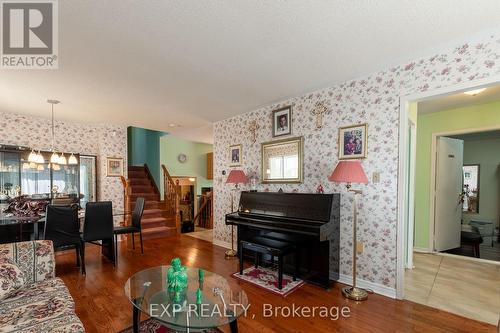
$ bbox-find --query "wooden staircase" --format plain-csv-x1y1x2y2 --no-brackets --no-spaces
121,165,178,239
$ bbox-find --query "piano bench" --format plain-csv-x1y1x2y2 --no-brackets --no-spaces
239,236,298,290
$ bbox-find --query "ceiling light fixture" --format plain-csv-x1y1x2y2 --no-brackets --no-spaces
50,152,59,164
168,123,179,127
68,153,78,165
58,152,67,165
35,150,44,164
47,99,61,164
28,149,37,163
463,88,486,96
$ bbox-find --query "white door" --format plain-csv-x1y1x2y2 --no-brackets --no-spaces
434,137,464,252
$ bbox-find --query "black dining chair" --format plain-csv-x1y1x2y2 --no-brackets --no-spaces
81,201,115,274
44,204,84,274
113,197,145,262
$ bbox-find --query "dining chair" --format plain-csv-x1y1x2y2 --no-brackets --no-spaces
113,197,145,263
81,201,115,274
44,204,84,274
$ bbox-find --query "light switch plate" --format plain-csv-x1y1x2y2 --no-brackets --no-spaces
372,172,380,183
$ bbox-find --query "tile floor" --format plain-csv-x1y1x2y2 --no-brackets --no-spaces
184,227,213,242
405,252,500,325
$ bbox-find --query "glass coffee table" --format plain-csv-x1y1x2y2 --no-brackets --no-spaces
124,266,248,333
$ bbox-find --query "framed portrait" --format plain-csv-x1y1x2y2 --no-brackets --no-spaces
338,124,367,159
106,157,124,177
229,144,242,166
272,106,292,137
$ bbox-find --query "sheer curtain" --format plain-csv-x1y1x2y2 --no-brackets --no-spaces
21,165,51,195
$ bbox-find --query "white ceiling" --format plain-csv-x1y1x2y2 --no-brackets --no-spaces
2,1,500,144
418,85,500,114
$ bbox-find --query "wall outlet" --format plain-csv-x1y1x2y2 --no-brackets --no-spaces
356,241,364,254
372,171,380,183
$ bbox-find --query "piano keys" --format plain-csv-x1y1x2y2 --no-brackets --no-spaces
226,191,340,288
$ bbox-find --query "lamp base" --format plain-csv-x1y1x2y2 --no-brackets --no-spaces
224,249,238,259
341,286,368,301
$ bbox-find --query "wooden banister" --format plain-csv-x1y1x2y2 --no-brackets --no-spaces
162,164,181,233
120,176,132,226
193,192,213,229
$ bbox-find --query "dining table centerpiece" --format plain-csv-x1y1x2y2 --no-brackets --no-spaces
2,195,49,217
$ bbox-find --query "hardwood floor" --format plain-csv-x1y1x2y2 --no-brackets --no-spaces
55,235,497,333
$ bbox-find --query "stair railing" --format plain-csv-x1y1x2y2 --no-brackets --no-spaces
161,164,181,233
120,176,132,226
193,192,213,229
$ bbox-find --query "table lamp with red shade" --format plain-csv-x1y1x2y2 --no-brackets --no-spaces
225,169,248,259
329,160,369,301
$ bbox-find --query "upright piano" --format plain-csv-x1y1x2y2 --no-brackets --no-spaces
226,191,340,288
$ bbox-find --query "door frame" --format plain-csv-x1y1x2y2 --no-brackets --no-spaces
405,119,417,269
396,75,500,299
171,176,198,217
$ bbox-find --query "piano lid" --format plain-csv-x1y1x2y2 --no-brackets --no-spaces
238,191,334,222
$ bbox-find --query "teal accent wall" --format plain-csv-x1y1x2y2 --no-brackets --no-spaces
414,101,500,249
160,136,213,196
462,138,500,227
127,127,166,187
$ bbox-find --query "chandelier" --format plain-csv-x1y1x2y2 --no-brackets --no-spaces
27,100,78,167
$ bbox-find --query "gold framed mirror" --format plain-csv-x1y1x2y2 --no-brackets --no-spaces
261,136,304,183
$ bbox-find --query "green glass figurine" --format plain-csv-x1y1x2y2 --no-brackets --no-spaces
195,288,202,305
167,257,188,294
198,268,204,282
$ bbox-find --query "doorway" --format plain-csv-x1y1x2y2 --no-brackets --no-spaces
397,78,500,325
172,176,196,224
431,130,500,261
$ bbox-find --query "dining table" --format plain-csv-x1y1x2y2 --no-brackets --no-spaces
0,208,130,263
0,209,129,239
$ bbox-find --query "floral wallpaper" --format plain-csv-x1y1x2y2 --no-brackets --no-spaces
213,33,500,289
0,112,127,215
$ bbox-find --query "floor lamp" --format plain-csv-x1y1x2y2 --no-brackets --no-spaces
329,160,369,301
225,169,248,259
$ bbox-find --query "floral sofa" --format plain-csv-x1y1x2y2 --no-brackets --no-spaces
0,240,84,332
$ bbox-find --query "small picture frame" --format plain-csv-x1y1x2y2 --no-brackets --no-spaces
272,106,292,137
229,145,242,167
106,157,124,177
338,124,368,159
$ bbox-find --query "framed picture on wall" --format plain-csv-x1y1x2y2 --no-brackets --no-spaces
106,157,124,177
338,124,368,159
229,144,242,167
272,106,292,137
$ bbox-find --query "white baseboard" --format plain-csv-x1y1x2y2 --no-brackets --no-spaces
213,239,231,249
413,247,432,253
336,273,396,299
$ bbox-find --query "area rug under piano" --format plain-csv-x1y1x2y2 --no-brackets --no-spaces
233,266,305,297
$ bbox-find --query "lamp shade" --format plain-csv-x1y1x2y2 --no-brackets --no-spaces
226,170,248,184
328,161,368,184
